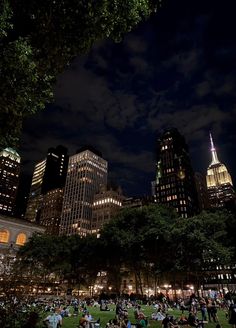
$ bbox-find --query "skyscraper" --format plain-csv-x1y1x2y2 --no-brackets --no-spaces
25,159,46,222
206,134,235,208
0,148,21,216
154,128,199,218
40,188,63,235
25,146,68,222
194,172,209,211
60,148,107,236
91,185,123,235
42,145,68,194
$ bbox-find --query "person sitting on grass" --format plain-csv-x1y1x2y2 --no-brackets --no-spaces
168,317,180,328
134,305,142,320
162,314,170,328
124,318,131,328
43,308,62,328
85,312,93,321
151,308,165,321
74,304,79,316
79,313,88,328
22,311,39,328
187,311,198,327
109,318,120,328
137,313,147,328
178,314,188,326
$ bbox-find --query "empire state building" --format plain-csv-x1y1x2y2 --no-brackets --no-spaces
206,134,235,207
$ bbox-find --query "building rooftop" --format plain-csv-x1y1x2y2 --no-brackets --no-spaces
0,215,44,230
0,147,21,162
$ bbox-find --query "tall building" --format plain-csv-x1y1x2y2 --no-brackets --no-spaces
40,188,63,235
60,148,108,236
154,128,199,218
42,145,68,194
206,134,235,208
25,146,68,222
91,185,123,235
25,159,46,222
195,172,209,211
0,148,21,216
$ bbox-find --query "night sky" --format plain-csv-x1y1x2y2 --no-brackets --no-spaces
19,0,236,199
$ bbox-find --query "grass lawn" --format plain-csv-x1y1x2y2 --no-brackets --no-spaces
42,305,231,328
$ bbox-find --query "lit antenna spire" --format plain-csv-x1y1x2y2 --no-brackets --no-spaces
210,133,219,165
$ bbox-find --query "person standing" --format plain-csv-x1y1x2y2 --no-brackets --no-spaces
207,299,212,322
229,302,236,328
211,301,218,323
199,298,207,321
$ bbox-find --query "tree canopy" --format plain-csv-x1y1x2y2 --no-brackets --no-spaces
0,0,158,148
12,205,235,296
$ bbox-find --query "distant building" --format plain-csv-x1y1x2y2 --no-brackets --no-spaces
195,172,209,211
91,185,123,234
0,148,21,216
25,146,68,222
40,188,63,235
206,134,235,208
60,148,107,236
154,128,199,218
122,196,154,209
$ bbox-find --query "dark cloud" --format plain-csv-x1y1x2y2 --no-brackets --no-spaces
20,0,236,196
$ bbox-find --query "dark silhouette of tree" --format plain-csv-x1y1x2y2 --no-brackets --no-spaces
0,0,159,147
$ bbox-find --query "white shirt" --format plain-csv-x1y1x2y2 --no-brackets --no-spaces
45,313,62,328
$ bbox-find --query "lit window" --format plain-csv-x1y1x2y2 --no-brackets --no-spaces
16,233,27,246
0,230,10,243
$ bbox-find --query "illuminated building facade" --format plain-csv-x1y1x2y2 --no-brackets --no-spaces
0,148,21,216
91,185,123,234
154,129,199,218
25,146,68,222
40,188,63,235
0,214,45,255
60,148,107,236
0,214,45,278
206,134,235,208
25,159,46,222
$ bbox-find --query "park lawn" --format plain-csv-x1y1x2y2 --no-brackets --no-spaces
46,305,231,328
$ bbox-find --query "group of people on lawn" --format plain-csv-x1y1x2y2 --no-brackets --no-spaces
42,297,236,328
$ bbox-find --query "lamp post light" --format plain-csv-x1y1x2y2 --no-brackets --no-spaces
164,284,169,297
128,285,133,295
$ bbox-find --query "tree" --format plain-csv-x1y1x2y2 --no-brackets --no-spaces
99,204,178,295
0,0,159,148
17,233,103,292
0,245,41,328
170,210,234,290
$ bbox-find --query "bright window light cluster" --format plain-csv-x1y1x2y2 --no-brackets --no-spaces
93,198,122,206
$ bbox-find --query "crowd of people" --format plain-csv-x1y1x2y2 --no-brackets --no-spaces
148,295,236,328
1,293,236,328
